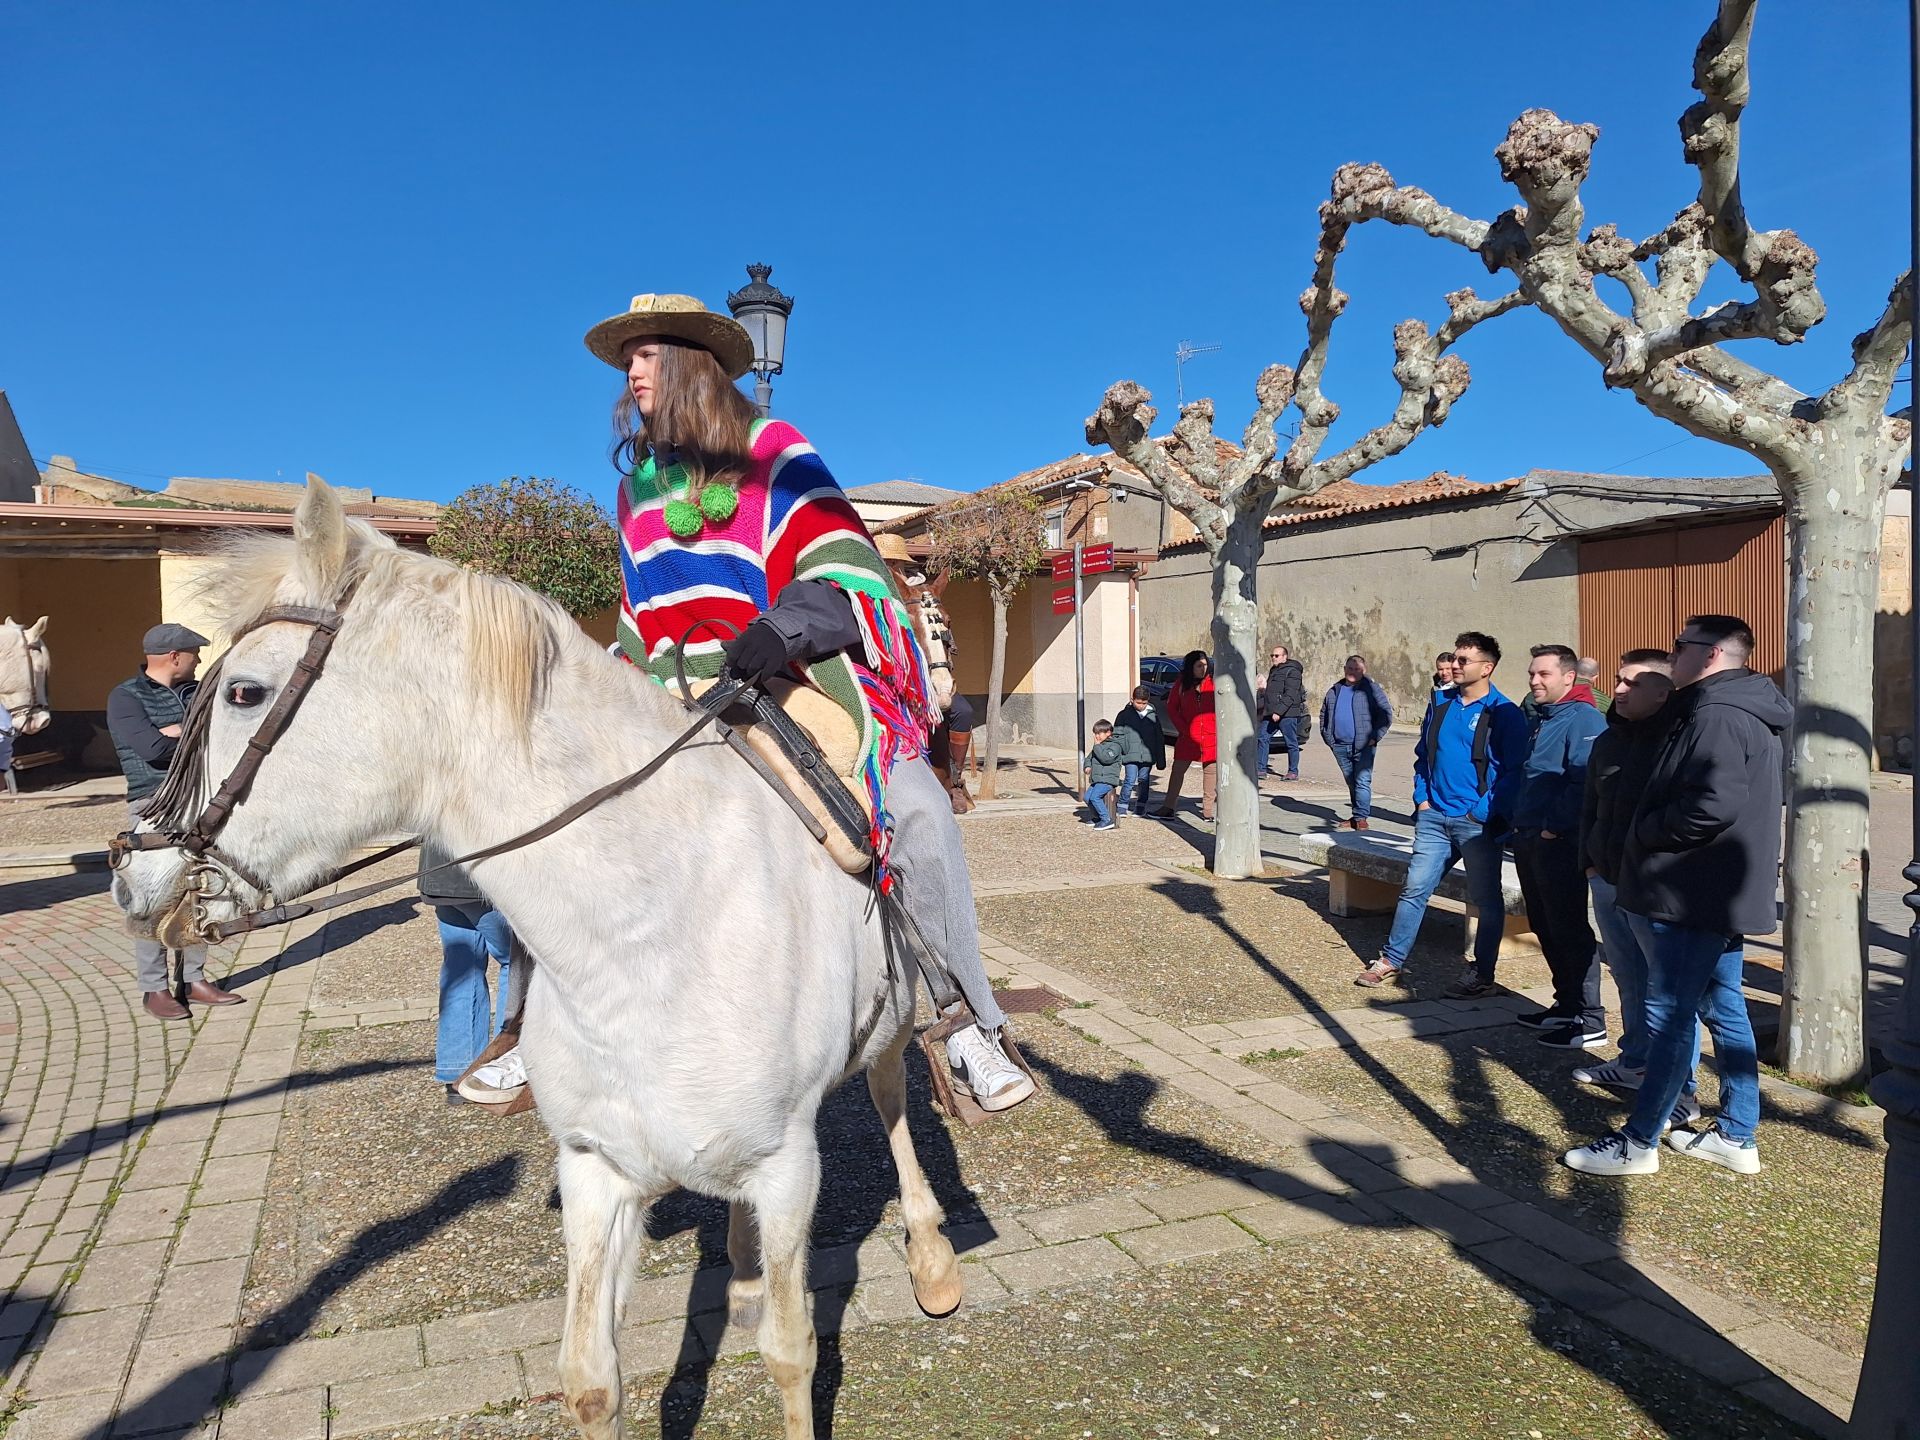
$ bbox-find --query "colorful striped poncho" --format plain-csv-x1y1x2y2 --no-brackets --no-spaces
615,418,938,879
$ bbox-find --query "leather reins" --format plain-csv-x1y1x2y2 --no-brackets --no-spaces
108,592,746,946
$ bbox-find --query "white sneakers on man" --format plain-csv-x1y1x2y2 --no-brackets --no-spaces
946,1024,1036,1112
456,1046,528,1104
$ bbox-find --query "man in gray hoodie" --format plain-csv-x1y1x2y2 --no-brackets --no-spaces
1565,614,1790,1178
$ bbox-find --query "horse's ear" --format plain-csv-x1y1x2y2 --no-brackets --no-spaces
24,616,48,642
294,475,350,600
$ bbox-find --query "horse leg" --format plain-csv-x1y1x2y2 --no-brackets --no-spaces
868,1040,962,1317
747,1132,822,1440
557,1141,645,1440
726,1200,764,1329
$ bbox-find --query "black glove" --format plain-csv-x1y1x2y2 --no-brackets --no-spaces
722,618,792,686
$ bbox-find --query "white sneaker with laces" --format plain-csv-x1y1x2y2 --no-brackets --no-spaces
1665,1121,1761,1174
1562,1130,1658,1175
945,1025,1035,1112
457,1046,528,1104
1571,1060,1645,1091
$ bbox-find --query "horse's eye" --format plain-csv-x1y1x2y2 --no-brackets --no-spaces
227,682,269,708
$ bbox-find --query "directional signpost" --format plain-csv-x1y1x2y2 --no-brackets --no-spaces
1055,542,1116,787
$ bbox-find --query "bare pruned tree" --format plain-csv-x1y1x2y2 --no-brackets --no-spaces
1086,208,1522,877
1319,0,1911,1085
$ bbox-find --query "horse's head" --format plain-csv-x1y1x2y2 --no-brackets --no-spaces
113,477,474,938
0,616,52,735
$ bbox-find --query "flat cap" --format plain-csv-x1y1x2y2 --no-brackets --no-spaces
142,622,210,654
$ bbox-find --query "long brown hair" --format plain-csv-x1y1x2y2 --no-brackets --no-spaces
610,338,758,504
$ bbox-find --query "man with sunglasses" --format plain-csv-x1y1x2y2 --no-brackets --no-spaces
1357,631,1527,994
1565,614,1788,1177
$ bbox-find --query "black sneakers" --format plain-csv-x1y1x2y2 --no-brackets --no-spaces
1515,1005,1578,1030
1538,1023,1609,1051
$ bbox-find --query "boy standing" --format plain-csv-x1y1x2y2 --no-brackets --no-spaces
1112,686,1167,816
1084,720,1123,831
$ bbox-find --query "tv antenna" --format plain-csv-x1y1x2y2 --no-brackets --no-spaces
1174,341,1221,408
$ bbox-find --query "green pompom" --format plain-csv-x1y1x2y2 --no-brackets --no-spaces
699,482,739,525
664,498,703,538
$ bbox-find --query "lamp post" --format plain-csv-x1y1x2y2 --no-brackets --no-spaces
726,263,794,417
1850,5,1919,1433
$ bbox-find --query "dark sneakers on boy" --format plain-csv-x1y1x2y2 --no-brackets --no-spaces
1444,972,1499,1000
1538,1023,1609,1050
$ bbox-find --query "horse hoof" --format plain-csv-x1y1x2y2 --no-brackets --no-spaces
909,1264,964,1318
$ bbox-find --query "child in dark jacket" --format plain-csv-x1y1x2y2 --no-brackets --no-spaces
1112,686,1167,815
1084,721,1124,831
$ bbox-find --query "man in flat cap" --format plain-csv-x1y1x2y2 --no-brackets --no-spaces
107,622,243,1019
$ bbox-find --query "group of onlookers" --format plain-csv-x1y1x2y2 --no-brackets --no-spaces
1349,619,1785,1178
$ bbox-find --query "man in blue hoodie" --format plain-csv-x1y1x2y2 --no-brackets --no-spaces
1566,614,1790,1178
1357,631,1529,995
1509,645,1610,1049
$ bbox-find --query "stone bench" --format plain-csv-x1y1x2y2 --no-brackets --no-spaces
1295,829,1539,961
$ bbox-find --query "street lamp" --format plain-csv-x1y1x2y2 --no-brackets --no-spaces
726,263,794,417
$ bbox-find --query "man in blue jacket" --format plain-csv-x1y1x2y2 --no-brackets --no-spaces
1358,631,1529,995
1509,645,1610,1048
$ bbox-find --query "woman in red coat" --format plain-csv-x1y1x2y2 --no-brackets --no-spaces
1154,650,1217,821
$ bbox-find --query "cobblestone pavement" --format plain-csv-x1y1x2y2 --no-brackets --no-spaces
0,834,1876,1439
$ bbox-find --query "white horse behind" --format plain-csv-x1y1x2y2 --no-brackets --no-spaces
0,615,52,736
111,480,963,1439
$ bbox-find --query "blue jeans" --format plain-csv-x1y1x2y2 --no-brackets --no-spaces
1084,782,1116,825
1121,763,1153,814
1259,718,1301,776
1381,808,1506,979
1622,916,1758,1146
1588,875,1700,1076
1326,742,1376,821
435,904,513,1083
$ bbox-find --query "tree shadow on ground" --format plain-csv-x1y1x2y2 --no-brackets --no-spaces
1027,1045,1822,1440
0,1060,420,1195
82,1156,521,1440
651,1039,980,1439
214,898,418,994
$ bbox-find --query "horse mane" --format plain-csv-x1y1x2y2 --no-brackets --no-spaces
195,521,580,738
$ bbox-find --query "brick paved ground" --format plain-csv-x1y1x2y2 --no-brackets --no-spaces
0,812,1879,1439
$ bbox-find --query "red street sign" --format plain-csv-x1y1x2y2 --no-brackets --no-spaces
1052,585,1075,615
1081,543,1114,575
1051,552,1073,580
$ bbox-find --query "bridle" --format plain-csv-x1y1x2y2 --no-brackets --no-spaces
914,589,955,676
108,589,744,948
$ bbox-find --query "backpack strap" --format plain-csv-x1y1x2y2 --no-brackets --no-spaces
1470,706,1496,797
1421,698,1452,780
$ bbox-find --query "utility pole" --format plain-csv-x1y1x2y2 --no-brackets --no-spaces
1073,540,1086,791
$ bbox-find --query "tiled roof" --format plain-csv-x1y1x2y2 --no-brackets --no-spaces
846,479,969,506
1159,471,1521,553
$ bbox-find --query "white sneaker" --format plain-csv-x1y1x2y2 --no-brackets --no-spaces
1662,1093,1704,1134
1562,1130,1658,1176
456,1046,528,1104
945,1025,1035,1112
1571,1060,1645,1091
1665,1121,1761,1174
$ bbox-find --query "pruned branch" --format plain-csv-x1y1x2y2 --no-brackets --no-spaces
1819,272,1915,421
1084,382,1227,550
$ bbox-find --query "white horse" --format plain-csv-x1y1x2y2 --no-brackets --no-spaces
111,480,963,1439
0,615,52,736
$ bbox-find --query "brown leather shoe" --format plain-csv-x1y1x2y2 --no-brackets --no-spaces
187,979,245,1006
143,991,190,1020
1353,817,1370,831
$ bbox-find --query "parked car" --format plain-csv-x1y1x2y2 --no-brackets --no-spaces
1139,655,1186,739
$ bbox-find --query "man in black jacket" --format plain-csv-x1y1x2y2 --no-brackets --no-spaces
1566,615,1789,1178
1258,645,1308,781
107,623,243,1020
1570,649,1691,1095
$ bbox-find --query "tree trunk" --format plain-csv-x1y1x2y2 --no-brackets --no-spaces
1209,514,1265,878
1777,441,1885,1087
980,586,1009,801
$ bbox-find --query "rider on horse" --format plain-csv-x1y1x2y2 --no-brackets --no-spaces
584,291,1033,1113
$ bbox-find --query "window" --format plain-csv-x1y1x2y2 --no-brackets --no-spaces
1042,508,1065,549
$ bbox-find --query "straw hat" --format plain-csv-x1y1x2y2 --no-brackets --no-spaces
584,293,755,379
874,534,913,564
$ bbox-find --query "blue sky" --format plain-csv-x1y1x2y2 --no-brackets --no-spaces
1,3,1907,506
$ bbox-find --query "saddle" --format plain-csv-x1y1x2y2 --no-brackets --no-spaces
688,677,874,875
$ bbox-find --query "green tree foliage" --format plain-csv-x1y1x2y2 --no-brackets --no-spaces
430,477,621,618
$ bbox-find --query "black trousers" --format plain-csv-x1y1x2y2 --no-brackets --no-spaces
1513,833,1603,1030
